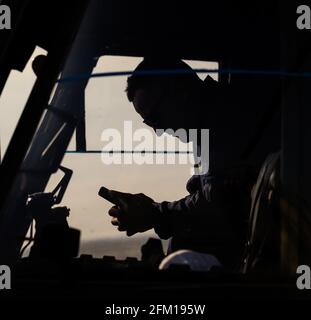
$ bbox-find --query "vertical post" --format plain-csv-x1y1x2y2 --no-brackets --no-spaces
76,93,87,152
280,1,311,273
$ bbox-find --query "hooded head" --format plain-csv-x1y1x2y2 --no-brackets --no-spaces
126,57,209,134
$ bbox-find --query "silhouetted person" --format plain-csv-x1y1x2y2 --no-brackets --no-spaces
100,58,280,270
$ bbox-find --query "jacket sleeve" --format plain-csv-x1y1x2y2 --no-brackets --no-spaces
151,175,251,240
152,183,212,239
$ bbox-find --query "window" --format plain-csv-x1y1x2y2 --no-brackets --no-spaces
45,56,219,258
0,47,47,159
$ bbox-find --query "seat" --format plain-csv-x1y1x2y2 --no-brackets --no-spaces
242,152,281,273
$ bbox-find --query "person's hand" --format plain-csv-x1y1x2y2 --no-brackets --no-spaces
98,187,156,236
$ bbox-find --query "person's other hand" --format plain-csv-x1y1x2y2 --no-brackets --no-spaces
99,187,156,236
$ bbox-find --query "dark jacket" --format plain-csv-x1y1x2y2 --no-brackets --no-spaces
153,166,256,269
152,75,281,269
